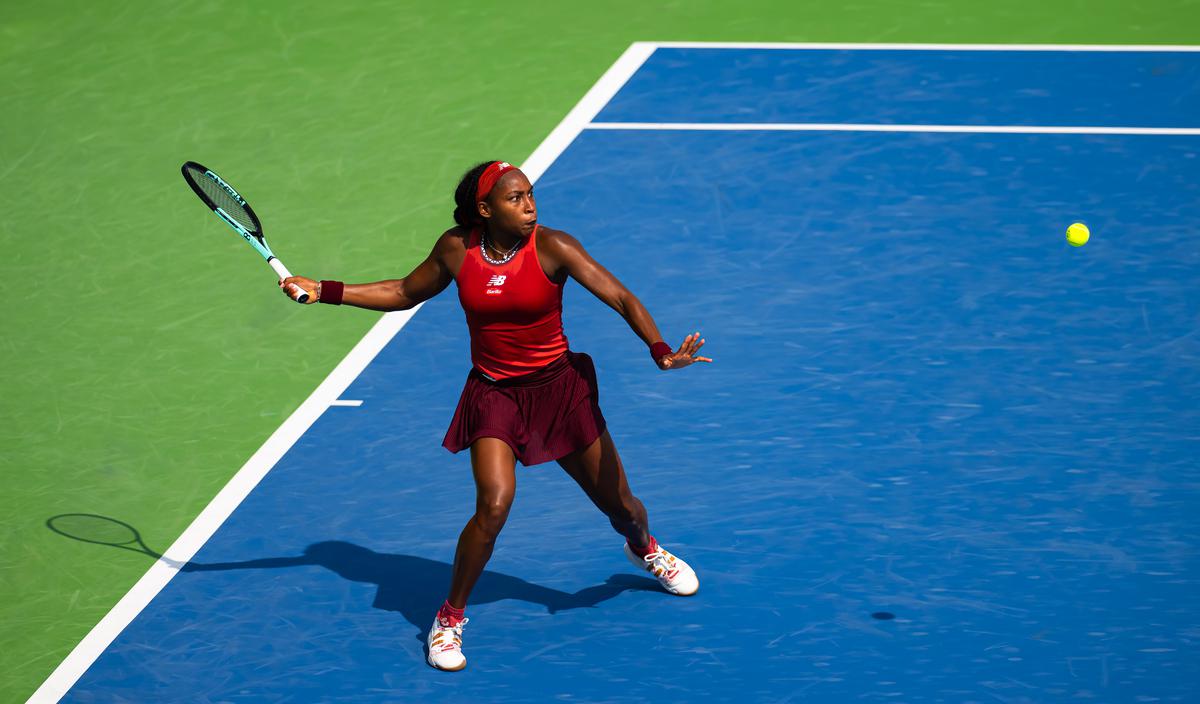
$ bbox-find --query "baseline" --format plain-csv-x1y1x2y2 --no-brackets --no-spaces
648,41,1200,52
586,122,1200,136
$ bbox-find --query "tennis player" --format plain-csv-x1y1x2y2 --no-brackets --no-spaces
282,160,710,671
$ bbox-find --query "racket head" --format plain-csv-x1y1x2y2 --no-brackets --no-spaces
47,513,144,548
181,161,264,237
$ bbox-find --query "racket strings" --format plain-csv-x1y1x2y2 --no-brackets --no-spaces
185,166,257,232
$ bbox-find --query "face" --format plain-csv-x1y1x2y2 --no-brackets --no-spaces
478,170,537,236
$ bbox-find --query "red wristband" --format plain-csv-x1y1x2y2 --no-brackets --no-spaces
318,280,344,305
649,341,672,363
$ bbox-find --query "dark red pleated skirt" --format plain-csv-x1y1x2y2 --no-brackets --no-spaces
442,351,607,466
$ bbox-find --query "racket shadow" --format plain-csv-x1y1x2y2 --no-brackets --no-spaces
46,515,660,633
46,513,187,569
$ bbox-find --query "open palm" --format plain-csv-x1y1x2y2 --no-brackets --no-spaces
658,332,712,370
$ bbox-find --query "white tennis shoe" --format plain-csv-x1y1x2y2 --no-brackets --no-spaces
624,541,699,596
426,616,469,671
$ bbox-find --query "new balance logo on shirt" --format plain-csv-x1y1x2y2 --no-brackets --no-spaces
486,274,507,295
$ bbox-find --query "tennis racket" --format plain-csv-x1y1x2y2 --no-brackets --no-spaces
181,161,308,303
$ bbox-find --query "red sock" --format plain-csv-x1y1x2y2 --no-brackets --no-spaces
437,600,465,626
628,535,658,558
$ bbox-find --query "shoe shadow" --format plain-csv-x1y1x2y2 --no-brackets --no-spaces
183,540,661,639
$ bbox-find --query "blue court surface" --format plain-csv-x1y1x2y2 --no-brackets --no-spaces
63,46,1198,702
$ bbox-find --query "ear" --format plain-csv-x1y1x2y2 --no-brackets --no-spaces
476,201,492,220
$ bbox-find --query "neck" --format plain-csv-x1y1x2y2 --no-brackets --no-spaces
484,227,523,252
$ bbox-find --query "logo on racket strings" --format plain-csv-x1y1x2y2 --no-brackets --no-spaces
205,170,246,206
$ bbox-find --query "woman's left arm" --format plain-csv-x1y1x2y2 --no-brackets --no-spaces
540,229,711,370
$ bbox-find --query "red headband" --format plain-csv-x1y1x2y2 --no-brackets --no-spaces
475,161,518,202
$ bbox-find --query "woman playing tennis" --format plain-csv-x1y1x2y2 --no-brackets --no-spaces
282,160,710,671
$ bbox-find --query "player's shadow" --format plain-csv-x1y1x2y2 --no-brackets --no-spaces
47,515,661,640
181,540,659,636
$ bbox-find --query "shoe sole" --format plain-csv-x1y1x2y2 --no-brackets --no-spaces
672,582,700,597
426,652,466,671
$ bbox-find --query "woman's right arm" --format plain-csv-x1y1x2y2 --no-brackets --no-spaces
281,232,457,311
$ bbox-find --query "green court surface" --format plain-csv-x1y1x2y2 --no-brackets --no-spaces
1,1,1196,700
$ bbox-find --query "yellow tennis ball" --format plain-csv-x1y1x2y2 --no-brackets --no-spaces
1067,223,1090,247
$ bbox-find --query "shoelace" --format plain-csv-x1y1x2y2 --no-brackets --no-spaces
432,617,469,652
642,549,681,581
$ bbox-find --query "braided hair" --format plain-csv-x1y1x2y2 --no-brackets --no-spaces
452,161,497,227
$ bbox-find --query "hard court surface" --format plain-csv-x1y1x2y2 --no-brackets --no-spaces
58,46,1199,703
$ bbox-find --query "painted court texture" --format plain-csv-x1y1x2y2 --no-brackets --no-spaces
4,3,1200,703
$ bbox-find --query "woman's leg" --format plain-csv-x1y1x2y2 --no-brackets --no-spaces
555,430,651,548
558,429,699,596
446,437,517,608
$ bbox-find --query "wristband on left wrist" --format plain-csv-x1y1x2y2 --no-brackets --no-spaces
649,341,672,363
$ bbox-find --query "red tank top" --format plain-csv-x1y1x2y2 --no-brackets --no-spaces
456,225,569,379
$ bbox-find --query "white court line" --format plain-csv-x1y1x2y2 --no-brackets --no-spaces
522,43,656,180
27,40,656,704
587,122,1200,136
329,399,364,407
595,42,1200,136
650,41,1200,52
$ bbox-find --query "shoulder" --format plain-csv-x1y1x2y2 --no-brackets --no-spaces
535,226,596,282
428,226,472,278
536,226,585,258
433,226,471,257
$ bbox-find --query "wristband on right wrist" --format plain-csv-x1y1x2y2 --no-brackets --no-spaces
318,280,344,305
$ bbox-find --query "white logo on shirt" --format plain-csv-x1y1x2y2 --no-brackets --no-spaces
486,274,507,295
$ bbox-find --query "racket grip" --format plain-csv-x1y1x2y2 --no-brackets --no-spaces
267,257,310,304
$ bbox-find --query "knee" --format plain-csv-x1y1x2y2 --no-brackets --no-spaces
475,494,513,538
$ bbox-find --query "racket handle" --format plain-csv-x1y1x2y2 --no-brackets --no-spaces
267,257,310,303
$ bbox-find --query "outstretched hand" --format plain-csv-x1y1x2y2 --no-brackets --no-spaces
657,332,712,370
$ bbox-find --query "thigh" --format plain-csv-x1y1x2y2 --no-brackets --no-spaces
555,430,631,511
469,437,518,508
